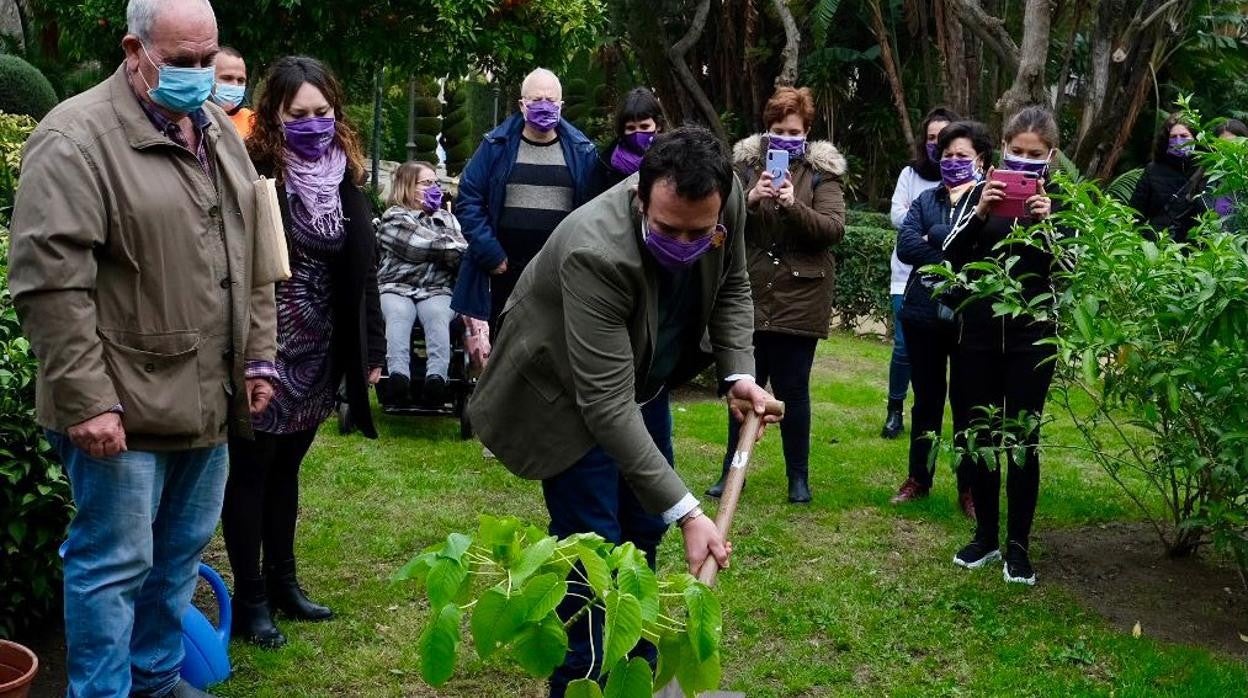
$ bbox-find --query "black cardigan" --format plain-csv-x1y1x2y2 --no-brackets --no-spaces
261,162,385,438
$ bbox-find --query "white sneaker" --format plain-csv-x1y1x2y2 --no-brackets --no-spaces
481,445,495,459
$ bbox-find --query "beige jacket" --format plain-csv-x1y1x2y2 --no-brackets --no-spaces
7,65,276,451
467,175,754,514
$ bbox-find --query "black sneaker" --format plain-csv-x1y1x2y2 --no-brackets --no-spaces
1002,540,1036,585
953,538,1001,569
381,373,410,406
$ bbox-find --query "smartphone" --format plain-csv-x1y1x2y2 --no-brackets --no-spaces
989,169,1040,218
766,148,789,188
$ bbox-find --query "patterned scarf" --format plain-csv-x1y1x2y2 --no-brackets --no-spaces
284,144,347,250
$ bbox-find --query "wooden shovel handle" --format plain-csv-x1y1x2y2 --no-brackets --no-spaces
696,397,785,586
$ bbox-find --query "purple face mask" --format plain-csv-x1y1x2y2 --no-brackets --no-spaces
940,157,978,188
284,116,337,162
611,131,657,175
925,141,940,163
770,133,807,159
1167,136,1195,159
1001,151,1050,176
524,100,561,133
642,219,723,272
422,184,444,213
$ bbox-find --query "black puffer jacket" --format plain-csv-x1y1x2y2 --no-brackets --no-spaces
1128,155,1198,238
896,185,975,327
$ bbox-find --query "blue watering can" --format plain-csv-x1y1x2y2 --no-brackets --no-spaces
180,563,232,689
58,543,232,689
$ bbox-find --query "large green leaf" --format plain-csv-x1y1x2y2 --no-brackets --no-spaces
510,614,569,678
470,586,520,658
426,557,468,608
418,603,461,687
440,532,473,562
575,543,611,597
616,564,659,624
510,535,558,585
603,657,653,698
601,590,643,673
683,583,722,663
519,572,568,623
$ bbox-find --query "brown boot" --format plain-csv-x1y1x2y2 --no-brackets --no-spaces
958,490,977,520
890,477,930,504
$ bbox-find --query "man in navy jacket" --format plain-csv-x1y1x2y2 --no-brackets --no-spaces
450,68,603,334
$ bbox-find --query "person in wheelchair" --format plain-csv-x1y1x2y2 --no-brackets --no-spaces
377,160,467,405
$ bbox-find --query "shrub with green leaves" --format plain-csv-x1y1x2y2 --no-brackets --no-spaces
0,112,35,225
831,224,893,331
0,55,57,121
0,228,74,639
396,515,724,697
928,101,1248,574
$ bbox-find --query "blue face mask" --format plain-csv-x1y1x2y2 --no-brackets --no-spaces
211,82,246,110
140,45,215,114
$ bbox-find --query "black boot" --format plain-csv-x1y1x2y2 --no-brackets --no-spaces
381,373,410,406
705,471,746,498
880,398,905,439
230,577,286,648
265,558,334,622
787,464,812,503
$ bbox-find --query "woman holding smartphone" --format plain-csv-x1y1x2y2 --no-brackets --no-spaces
704,86,846,504
941,105,1058,585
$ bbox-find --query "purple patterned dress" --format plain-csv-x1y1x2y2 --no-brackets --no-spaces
252,192,346,435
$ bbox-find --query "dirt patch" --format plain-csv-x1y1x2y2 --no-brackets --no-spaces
1040,522,1248,657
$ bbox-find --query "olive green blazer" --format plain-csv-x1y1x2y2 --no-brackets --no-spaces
467,174,754,514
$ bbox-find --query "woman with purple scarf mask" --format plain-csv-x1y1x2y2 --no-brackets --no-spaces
223,56,385,649
704,86,846,504
601,87,666,186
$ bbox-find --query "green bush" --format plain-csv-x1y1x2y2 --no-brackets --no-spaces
846,209,892,230
932,102,1248,574
0,227,74,639
0,55,58,121
831,225,893,331
441,81,474,176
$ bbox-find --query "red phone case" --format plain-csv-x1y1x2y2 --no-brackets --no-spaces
990,170,1039,218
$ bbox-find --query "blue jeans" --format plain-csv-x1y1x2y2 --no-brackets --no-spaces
888,294,911,402
48,432,229,698
381,292,456,379
542,391,673,697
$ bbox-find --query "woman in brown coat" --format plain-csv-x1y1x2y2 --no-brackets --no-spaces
705,87,846,503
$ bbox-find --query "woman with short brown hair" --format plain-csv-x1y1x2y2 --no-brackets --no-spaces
705,86,846,504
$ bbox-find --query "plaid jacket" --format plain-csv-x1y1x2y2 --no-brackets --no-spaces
376,205,467,301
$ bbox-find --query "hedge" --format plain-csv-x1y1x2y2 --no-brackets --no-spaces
831,224,893,332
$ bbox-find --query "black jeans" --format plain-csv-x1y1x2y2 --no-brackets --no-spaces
720,331,817,481
954,319,1056,546
900,318,971,491
221,429,318,583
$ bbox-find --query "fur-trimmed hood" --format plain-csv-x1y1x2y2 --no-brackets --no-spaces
732,134,847,177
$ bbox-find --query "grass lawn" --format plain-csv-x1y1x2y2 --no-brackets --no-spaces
208,332,1248,697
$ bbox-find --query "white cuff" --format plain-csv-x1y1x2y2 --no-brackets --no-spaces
723,374,754,384
661,493,700,526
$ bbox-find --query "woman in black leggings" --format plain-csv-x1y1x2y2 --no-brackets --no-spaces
704,86,846,503
892,121,993,518
944,105,1061,585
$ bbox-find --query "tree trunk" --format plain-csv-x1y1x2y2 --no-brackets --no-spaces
770,0,801,88
944,0,1021,77
868,0,915,151
996,0,1053,116
667,0,726,139
937,0,971,114
1051,0,1087,117
916,0,938,108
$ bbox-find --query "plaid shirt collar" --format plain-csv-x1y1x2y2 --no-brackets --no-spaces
133,87,214,175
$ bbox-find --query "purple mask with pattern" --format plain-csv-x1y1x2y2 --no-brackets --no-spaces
769,133,807,159
1214,196,1235,217
1166,136,1195,159
925,142,939,163
940,157,978,188
610,132,656,175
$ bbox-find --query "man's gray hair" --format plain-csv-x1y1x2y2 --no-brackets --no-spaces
127,0,215,43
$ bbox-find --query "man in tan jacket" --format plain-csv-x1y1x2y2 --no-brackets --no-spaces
6,1,275,695
467,127,775,696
